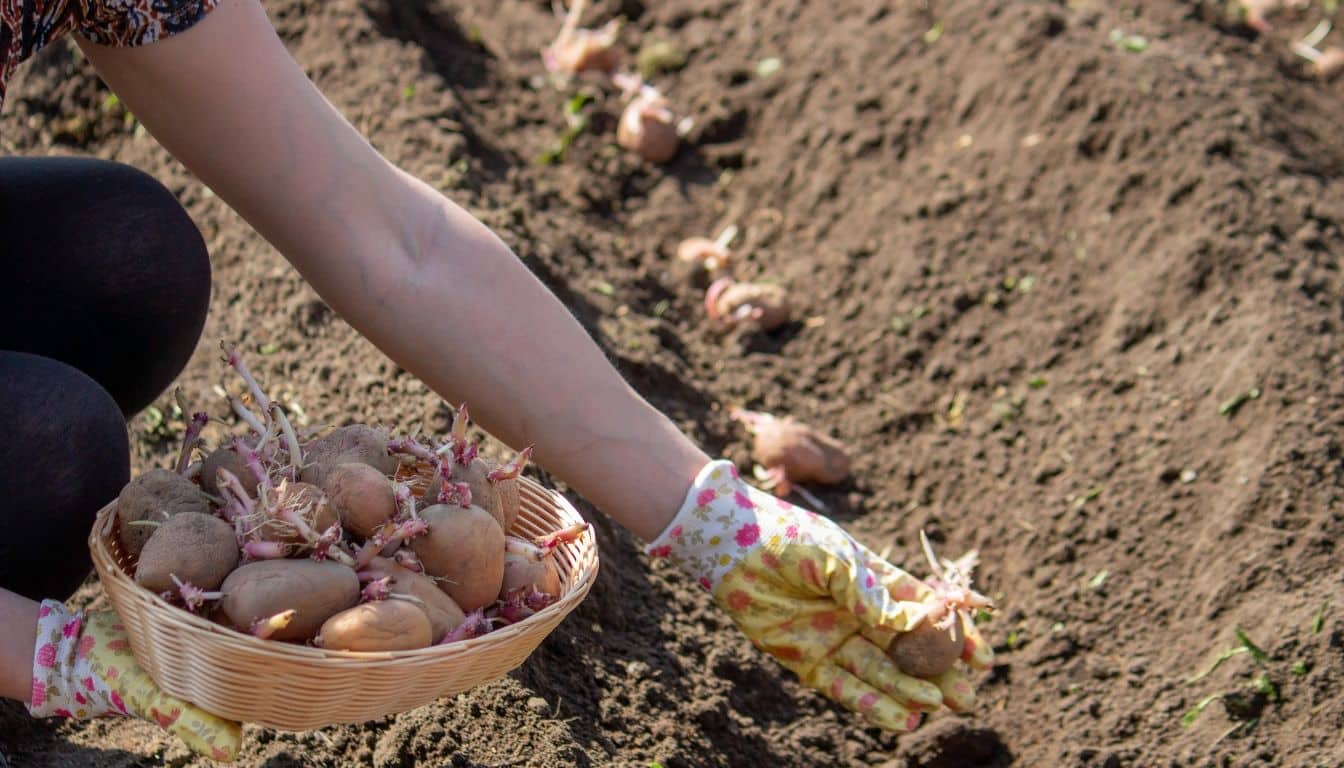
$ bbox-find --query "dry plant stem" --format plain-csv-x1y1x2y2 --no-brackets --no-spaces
171,573,223,611
229,394,267,435
441,609,491,643
225,345,273,418
362,576,392,601
174,412,210,475
392,482,417,521
505,522,589,560
554,0,587,49
251,609,296,639
392,549,423,572
379,519,429,555
354,537,386,570
714,225,738,252
272,404,303,469
310,523,356,565
1291,20,1342,78
388,436,439,467
444,403,479,465
487,446,532,483
435,460,472,506
918,530,993,636
272,488,321,543
243,540,291,560
233,436,274,493
217,468,257,520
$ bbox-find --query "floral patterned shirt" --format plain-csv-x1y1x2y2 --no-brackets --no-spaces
0,0,220,108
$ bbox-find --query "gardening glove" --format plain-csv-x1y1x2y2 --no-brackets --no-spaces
28,600,242,762
647,460,993,732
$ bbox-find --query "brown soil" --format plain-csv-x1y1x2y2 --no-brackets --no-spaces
4,0,1344,766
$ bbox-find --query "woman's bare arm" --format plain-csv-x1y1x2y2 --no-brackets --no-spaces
77,0,708,542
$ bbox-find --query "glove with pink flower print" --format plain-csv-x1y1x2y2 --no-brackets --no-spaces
647,460,993,732
28,600,242,762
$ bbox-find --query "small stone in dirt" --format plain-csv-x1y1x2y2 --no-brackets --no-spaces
526,696,549,716
1180,468,1197,484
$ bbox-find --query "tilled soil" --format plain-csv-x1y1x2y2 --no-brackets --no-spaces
3,1,1343,766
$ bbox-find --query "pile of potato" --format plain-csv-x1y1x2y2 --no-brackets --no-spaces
115,351,584,651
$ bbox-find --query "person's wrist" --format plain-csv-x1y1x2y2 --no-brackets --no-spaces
646,459,774,590
27,601,120,719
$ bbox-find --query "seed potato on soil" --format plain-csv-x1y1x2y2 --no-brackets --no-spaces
9,0,1344,766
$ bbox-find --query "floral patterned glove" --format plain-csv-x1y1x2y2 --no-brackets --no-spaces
28,601,242,762
647,460,993,732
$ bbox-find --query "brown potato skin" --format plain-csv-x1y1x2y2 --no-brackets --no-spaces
200,447,253,498
316,600,433,652
135,512,238,593
887,609,965,679
494,474,522,534
116,468,211,558
322,463,396,538
753,418,850,486
411,504,505,612
500,553,562,597
299,424,398,488
369,556,465,643
221,560,360,641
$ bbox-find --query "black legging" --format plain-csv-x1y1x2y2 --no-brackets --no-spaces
0,157,211,601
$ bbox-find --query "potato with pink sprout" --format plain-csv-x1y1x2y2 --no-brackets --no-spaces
419,405,532,531
706,278,791,332
364,556,465,643
731,408,849,498
220,559,360,642
316,599,432,652
542,0,621,76
412,501,505,613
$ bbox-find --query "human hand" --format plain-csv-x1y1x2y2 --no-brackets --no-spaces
28,601,242,762
647,460,993,732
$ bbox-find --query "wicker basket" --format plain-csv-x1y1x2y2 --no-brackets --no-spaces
87,474,599,731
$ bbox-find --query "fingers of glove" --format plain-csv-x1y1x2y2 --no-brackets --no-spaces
859,623,897,652
794,543,931,635
854,543,937,604
830,635,944,711
809,663,926,733
929,667,978,713
959,610,995,670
